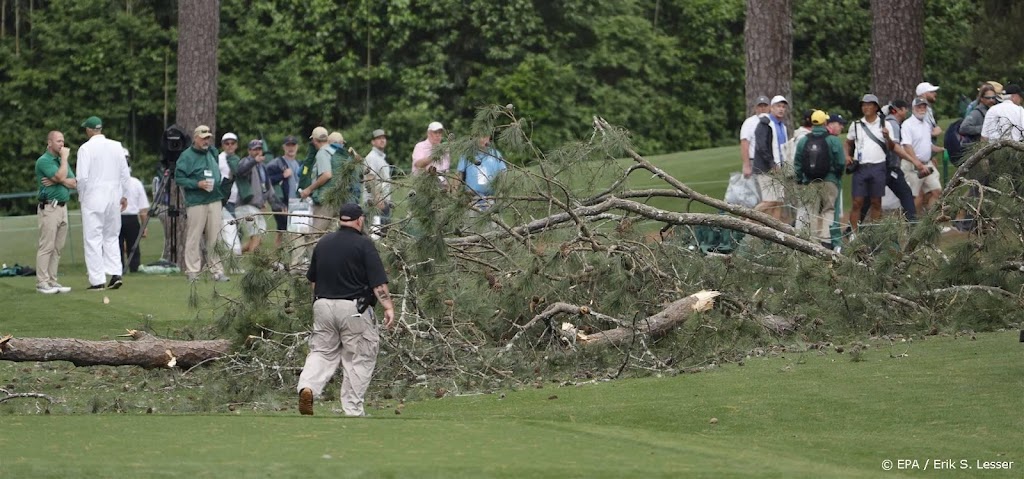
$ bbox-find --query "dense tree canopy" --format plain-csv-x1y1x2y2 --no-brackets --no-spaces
0,0,1020,214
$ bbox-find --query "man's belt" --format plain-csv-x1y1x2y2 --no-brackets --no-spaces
39,200,66,208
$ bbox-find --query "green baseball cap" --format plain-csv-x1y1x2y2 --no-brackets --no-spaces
81,116,103,129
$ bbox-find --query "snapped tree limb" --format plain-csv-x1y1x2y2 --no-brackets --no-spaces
0,331,231,369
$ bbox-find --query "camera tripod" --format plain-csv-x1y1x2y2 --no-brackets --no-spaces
125,165,182,270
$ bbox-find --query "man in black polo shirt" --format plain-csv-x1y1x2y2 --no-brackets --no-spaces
296,203,395,416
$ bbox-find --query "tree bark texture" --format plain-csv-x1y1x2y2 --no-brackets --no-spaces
170,0,220,267
0,332,230,369
578,291,721,348
871,0,924,104
175,0,219,134
744,0,792,115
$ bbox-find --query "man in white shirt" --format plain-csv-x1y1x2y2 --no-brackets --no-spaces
740,95,771,178
364,129,392,235
412,121,451,189
845,94,888,232
981,84,1024,142
915,82,943,137
901,98,945,212
119,150,150,273
744,95,790,220
76,116,130,290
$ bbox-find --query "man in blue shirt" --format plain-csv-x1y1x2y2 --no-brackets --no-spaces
456,135,507,212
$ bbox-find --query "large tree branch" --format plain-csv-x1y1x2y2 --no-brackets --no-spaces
592,116,797,236
449,196,839,261
578,291,721,348
0,331,230,369
940,139,1024,198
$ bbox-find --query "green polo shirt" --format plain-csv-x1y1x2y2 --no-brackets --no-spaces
35,150,75,202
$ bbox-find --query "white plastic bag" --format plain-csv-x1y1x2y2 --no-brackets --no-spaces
725,172,760,208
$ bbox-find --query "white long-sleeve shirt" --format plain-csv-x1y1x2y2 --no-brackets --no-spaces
981,99,1024,142
76,134,130,208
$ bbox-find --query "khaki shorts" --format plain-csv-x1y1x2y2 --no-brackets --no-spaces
756,174,786,203
901,162,941,196
234,205,267,237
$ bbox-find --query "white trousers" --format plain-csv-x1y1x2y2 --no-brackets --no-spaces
82,200,123,286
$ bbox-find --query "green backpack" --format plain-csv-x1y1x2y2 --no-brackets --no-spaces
297,141,318,191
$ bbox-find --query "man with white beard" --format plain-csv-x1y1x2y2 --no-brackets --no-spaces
76,116,130,290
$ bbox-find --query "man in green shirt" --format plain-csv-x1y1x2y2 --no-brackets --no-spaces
173,125,229,282
35,131,77,294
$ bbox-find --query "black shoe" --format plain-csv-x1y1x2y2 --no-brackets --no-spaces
87,284,105,291
107,275,123,290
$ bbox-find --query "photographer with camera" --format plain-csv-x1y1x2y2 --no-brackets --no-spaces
173,125,229,282
235,139,282,253
296,203,395,417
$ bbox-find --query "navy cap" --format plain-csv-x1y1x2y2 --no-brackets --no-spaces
339,203,364,221
282,135,298,145
827,114,847,125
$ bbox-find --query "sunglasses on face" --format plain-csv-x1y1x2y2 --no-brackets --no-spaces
224,140,237,144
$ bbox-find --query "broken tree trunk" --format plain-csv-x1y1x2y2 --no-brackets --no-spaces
0,331,231,369
577,291,721,348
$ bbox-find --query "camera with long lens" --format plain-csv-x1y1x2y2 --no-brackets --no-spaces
160,124,192,168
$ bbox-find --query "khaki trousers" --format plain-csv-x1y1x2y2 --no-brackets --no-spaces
311,204,337,234
798,181,838,244
297,298,380,416
36,204,68,287
184,202,225,276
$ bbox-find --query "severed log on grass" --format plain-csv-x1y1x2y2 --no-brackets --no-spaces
0,330,231,369
578,291,721,348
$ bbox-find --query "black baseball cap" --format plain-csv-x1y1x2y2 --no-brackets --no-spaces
339,203,364,221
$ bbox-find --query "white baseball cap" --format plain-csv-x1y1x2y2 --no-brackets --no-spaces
770,95,788,105
427,121,444,131
915,82,940,96
222,132,238,142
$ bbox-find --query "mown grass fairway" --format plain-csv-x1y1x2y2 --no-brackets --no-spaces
1,332,1021,478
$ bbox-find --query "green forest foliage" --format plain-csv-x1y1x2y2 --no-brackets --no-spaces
1,0,1021,214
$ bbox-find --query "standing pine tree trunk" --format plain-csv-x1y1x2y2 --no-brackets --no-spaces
167,0,219,267
871,0,924,105
744,0,792,116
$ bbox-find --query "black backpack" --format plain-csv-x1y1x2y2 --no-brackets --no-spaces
801,134,831,181
753,116,774,173
944,118,978,166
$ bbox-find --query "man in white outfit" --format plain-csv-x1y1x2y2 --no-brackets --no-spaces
76,116,129,290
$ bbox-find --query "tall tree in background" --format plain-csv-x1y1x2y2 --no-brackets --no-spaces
165,0,219,265
744,0,791,116
871,0,923,104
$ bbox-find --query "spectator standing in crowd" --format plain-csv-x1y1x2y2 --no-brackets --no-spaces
363,129,392,234
740,95,771,178
35,131,76,294
300,127,335,234
266,136,299,247
960,83,1000,140
76,116,129,291
981,84,1024,142
916,82,943,137
412,121,451,189
235,139,280,253
845,94,889,232
296,203,395,417
826,114,847,136
217,132,242,257
119,150,150,273
174,125,229,282
744,96,790,221
794,110,845,249
456,134,507,212
902,98,945,212
218,133,240,214
327,131,363,205
964,81,1003,118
